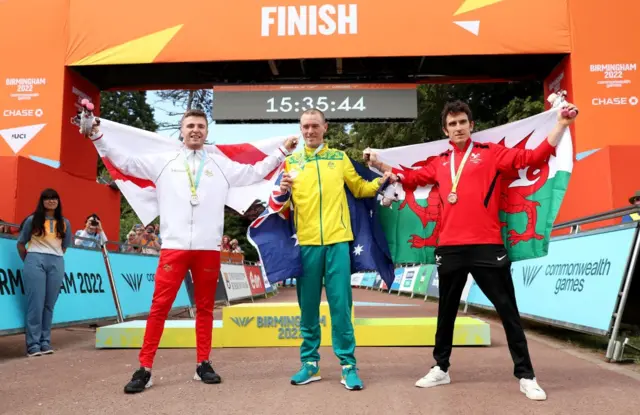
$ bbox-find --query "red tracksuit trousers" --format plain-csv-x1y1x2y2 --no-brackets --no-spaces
138,249,221,368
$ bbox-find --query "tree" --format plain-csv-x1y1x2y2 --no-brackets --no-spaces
324,81,545,157
98,91,159,240
153,89,212,133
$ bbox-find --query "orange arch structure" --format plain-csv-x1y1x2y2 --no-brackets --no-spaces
0,0,638,238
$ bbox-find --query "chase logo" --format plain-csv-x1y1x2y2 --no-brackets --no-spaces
522,266,543,288
122,273,143,292
231,317,254,327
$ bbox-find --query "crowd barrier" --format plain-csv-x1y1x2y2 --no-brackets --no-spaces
349,205,640,364
0,233,276,336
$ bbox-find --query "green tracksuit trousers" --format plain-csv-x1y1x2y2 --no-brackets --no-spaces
297,242,356,366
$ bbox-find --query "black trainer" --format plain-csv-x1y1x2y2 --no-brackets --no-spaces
124,367,153,394
194,360,222,384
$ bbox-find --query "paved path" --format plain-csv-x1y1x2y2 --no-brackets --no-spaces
1,287,639,415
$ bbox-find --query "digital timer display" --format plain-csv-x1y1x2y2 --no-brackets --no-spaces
211,84,417,123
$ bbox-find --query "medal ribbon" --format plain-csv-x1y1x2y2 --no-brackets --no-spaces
449,142,473,194
184,151,206,199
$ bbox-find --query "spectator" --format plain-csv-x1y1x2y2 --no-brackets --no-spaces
139,224,161,255
121,231,141,253
16,188,72,357
74,213,108,249
220,235,231,252
229,239,243,254
153,224,161,243
0,219,16,235
132,224,144,238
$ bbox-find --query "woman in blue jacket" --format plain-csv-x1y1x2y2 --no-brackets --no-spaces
17,188,72,357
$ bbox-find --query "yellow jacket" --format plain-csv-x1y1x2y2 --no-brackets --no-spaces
285,144,381,246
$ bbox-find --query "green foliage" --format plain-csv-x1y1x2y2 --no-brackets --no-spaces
153,89,212,133
98,91,159,240
222,207,260,262
324,81,545,157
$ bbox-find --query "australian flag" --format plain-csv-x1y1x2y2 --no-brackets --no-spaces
247,158,396,289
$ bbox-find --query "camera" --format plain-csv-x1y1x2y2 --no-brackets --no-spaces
90,219,99,226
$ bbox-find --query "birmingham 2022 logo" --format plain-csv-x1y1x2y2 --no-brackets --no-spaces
231,317,254,327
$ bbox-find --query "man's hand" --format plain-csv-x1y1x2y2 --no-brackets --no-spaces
363,148,378,166
87,118,101,138
283,135,299,153
557,102,579,126
280,172,293,193
381,171,398,184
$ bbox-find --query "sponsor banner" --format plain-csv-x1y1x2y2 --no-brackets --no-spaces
0,238,118,332
427,268,440,298
244,265,266,296
373,273,383,289
360,272,376,288
221,263,252,301
259,264,273,293
390,268,404,291
412,265,434,297
350,272,364,287
460,274,474,303
66,0,569,65
106,251,191,318
466,227,637,334
566,0,640,152
0,1,68,161
222,301,354,347
399,266,419,293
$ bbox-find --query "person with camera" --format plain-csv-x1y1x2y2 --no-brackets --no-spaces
74,213,108,249
139,224,161,255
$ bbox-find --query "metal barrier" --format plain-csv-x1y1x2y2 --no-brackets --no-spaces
551,205,640,361
0,220,270,335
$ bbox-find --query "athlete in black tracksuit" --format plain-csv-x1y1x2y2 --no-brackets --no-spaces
367,99,578,401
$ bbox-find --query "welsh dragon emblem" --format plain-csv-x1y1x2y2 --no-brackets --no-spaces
396,131,554,248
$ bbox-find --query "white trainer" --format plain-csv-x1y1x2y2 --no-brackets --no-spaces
520,377,547,401
415,366,451,388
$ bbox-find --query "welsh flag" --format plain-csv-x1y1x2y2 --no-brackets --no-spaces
373,109,573,265
94,119,287,225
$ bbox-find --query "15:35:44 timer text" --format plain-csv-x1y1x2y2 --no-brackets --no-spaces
266,96,366,113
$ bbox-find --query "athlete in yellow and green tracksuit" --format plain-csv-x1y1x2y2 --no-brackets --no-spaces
285,141,383,391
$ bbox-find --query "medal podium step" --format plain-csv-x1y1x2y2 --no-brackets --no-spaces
95,302,491,349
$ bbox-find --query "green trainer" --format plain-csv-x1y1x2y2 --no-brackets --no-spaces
341,365,363,390
290,362,321,385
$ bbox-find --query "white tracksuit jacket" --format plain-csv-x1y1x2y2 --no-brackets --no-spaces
92,133,288,251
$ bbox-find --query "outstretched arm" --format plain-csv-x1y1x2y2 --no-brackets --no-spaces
364,149,438,189
343,157,385,198
494,102,578,172
214,136,298,187
88,123,161,182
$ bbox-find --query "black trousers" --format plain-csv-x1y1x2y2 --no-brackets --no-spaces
433,244,535,379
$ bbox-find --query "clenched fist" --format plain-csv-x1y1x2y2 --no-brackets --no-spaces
280,172,293,193
283,135,299,153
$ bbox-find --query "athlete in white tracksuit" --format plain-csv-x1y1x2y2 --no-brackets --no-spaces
84,109,297,394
